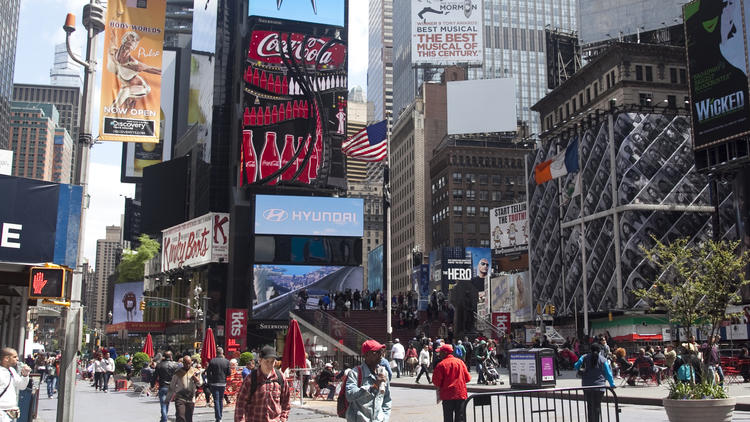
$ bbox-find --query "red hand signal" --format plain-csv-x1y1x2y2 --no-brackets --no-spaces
33,271,48,294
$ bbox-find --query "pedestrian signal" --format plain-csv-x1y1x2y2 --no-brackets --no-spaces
29,266,67,299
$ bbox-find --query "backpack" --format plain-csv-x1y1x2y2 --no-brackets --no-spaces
454,346,465,358
249,368,284,397
677,359,694,382
336,366,362,418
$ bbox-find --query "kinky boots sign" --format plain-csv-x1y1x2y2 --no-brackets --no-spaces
161,212,230,271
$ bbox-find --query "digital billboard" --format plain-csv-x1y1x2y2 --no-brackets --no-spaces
121,49,176,183
447,79,516,135
112,281,144,324
428,247,491,293
252,265,363,318
367,244,383,291
254,194,363,237
684,0,750,150
249,0,346,27
193,0,218,53
411,0,483,66
490,202,529,254
489,272,532,323
99,0,166,143
189,53,215,163
242,17,348,189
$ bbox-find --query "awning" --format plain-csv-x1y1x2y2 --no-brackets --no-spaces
611,333,663,342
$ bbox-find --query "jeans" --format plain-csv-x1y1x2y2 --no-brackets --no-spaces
584,389,604,422
174,400,195,422
93,372,103,390
102,372,112,391
394,358,403,378
158,386,170,422
476,362,485,384
210,385,226,421
442,399,464,422
707,365,725,385
46,376,56,397
416,364,431,383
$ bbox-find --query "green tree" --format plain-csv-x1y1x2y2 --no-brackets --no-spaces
118,234,160,283
239,352,254,366
132,352,151,374
635,237,750,341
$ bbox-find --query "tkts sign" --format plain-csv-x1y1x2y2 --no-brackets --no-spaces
225,308,248,353
491,312,511,335
247,31,346,69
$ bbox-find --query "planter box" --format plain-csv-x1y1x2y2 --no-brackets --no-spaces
663,397,736,422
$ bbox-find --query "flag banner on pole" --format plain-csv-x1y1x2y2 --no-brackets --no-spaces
534,138,579,184
342,120,388,162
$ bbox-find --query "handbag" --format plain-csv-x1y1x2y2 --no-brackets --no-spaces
389,360,397,370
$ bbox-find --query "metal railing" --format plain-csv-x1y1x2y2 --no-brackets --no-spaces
461,386,621,422
293,310,371,356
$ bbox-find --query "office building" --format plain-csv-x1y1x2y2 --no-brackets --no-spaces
577,0,685,45
8,102,59,181
53,127,73,184
50,42,82,88
13,84,81,183
0,0,21,150
528,42,732,315
89,226,123,329
368,0,393,121
165,0,194,48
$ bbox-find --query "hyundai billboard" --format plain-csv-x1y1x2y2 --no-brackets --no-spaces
254,194,363,237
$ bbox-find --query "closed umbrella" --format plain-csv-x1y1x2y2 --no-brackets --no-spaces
142,333,154,358
201,327,217,366
281,319,306,371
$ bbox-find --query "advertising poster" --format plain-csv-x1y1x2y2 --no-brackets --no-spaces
161,212,230,272
242,17,348,189
541,356,555,381
0,150,12,175
368,245,383,291
188,53,214,163
510,353,537,385
490,272,532,322
99,0,166,143
121,49,176,182
112,281,144,324
254,195,363,237
225,308,248,354
466,247,491,291
412,264,430,311
411,0,483,65
490,202,528,254
253,265,363,319
193,0,217,53
684,0,750,150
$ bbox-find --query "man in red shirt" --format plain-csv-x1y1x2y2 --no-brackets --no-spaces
234,346,290,422
432,344,471,422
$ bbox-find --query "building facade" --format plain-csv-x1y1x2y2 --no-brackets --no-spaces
13,84,80,183
53,127,73,184
528,43,733,317
577,0,685,45
0,0,21,150
89,226,123,330
8,102,58,181
367,0,393,121
50,42,82,88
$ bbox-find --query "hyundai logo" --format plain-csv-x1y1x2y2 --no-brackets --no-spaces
263,209,288,222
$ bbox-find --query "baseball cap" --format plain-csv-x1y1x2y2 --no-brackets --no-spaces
394,338,400,343
361,339,386,355
325,362,333,368
259,345,278,360
438,344,454,354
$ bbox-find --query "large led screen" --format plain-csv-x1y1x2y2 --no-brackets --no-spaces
255,194,363,237
447,79,516,135
248,0,346,27
112,281,144,324
253,265,363,318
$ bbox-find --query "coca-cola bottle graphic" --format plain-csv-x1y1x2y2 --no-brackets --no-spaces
256,107,263,125
286,101,293,120
253,68,259,86
282,76,289,95
309,131,322,180
264,106,271,125
242,130,257,184
280,134,297,181
249,108,257,126
297,135,311,184
272,105,278,124
278,103,285,123
259,131,281,185
243,108,250,126
260,71,267,90
275,76,281,94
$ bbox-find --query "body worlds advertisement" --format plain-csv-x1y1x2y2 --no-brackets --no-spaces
112,281,144,324
490,202,529,254
161,212,230,272
411,0,483,65
684,0,750,150
99,0,166,143
255,195,364,237
490,272,533,322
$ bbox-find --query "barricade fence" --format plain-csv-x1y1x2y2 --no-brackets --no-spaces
461,386,621,422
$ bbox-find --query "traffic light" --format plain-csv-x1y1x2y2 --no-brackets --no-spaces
550,305,556,315
194,342,202,350
140,300,146,311
29,266,67,299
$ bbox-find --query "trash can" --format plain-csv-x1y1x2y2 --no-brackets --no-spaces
508,348,556,389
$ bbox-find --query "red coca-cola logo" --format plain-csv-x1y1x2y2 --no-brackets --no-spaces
261,160,280,167
248,31,346,69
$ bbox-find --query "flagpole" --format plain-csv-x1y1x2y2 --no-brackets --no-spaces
384,118,392,343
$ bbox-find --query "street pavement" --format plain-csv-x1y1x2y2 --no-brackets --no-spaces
32,369,750,421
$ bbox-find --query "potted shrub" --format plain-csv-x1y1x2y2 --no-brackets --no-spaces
635,237,750,422
239,351,255,367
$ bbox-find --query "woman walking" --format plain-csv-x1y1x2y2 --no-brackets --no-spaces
574,343,615,422
415,344,431,383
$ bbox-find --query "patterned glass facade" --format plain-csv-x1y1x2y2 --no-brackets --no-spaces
0,0,21,150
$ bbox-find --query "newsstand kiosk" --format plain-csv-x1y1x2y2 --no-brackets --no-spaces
508,348,557,389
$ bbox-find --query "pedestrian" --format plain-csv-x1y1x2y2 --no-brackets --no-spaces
45,358,58,398
241,359,255,379
317,363,336,400
0,348,31,422
167,355,203,422
93,352,105,390
574,343,615,422
433,344,471,422
153,351,180,422
206,347,231,422
345,340,391,422
415,344,431,384
390,339,404,378
301,354,311,398
474,340,488,384
234,345,290,422
102,351,115,392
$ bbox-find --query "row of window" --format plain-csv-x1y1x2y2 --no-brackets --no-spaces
432,238,491,248
449,155,523,168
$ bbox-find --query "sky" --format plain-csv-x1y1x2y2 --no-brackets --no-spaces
13,0,368,266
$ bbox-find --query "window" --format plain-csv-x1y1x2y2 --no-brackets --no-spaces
453,189,463,199
465,173,476,183
467,206,476,216
645,66,653,82
479,191,489,200
670,68,677,83
480,239,490,247
466,223,476,233
452,172,462,183
480,206,489,217
586,87,591,103
479,174,488,185
492,191,502,201
639,93,653,106
454,222,463,232
679,68,686,84
593,82,598,96
667,95,676,108
635,65,643,81
492,175,502,184
453,206,463,216
466,190,476,200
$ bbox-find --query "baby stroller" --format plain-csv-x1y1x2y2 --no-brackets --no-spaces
482,357,503,385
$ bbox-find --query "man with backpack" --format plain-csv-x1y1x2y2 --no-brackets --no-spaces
206,347,231,422
454,341,465,360
342,340,391,421
234,346,290,422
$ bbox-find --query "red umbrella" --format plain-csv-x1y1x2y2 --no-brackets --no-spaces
142,333,154,358
281,319,306,371
201,327,217,366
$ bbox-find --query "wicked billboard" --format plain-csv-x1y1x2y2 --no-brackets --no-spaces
241,17,348,189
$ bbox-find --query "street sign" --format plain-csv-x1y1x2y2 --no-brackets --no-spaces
147,300,169,308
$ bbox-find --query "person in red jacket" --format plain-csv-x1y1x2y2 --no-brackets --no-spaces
432,344,471,422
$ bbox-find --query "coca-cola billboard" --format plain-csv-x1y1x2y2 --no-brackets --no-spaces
241,17,348,189
225,308,248,354
161,212,230,272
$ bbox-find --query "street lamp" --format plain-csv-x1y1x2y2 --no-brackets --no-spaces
194,287,208,342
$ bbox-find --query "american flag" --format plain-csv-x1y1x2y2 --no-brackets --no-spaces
341,120,388,162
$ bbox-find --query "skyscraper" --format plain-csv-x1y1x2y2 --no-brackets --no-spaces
8,102,59,182
367,0,393,121
0,0,21,150
89,226,123,330
49,42,82,88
